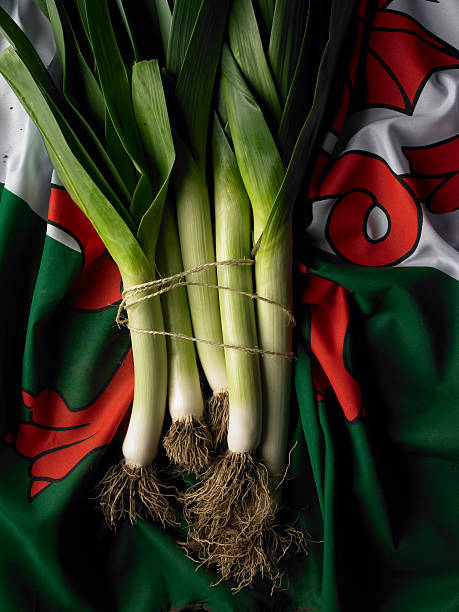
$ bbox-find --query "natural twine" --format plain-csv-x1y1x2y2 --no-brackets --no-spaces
116,259,295,360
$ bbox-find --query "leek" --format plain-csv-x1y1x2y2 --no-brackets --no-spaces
182,0,326,589
221,40,290,479
0,4,176,526
182,46,299,588
168,0,231,444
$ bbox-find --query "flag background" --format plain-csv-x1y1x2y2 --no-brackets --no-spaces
0,1,458,610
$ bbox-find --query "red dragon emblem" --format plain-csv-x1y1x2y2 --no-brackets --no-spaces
5,351,133,499
366,6,459,113
301,0,459,422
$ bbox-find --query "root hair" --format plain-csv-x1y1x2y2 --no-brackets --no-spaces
182,451,307,591
163,415,213,474
206,391,229,449
97,459,178,528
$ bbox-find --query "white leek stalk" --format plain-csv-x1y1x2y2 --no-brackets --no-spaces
157,206,204,422
120,271,168,467
130,59,208,470
97,266,177,528
158,204,212,472
174,157,226,392
168,0,231,444
220,44,292,480
214,46,306,589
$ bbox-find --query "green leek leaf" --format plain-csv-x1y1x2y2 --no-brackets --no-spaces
115,0,140,62
47,0,135,203
229,0,281,124
221,45,284,242
133,61,174,183
153,0,172,58
268,0,307,103
105,109,138,197
59,7,106,131
0,7,135,230
262,0,356,251
85,0,148,174
166,0,201,75
132,60,175,264
255,0,274,34
130,172,154,225
46,0,65,68
212,113,249,227
32,0,49,19
75,0,90,42
0,5,60,102
279,1,324,160
175,0,230,172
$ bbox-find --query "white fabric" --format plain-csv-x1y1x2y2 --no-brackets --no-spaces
387,0,459,51
46,224,80,252
0,1,81,254
0,0,54,218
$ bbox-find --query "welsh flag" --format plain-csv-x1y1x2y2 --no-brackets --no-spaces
0,1,458,611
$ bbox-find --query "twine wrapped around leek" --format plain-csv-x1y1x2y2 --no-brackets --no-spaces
115,259,295,360
116,259,295,482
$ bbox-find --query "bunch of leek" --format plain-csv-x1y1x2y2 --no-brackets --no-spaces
0,0,355,591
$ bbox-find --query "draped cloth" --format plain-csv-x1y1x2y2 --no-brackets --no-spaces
0,1,458,610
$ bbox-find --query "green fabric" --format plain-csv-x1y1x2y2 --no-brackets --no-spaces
0,187,45,434
295,261,459,612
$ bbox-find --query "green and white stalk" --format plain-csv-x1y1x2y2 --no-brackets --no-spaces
157,206,204,423
130,59,211,471
97,268,176,529
157,204,212,472
174,149,228,439
221,44,291,481
213,116,262,455
174,160,227,395
216,47,306,588
255,222,293,483
167,0,231,444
